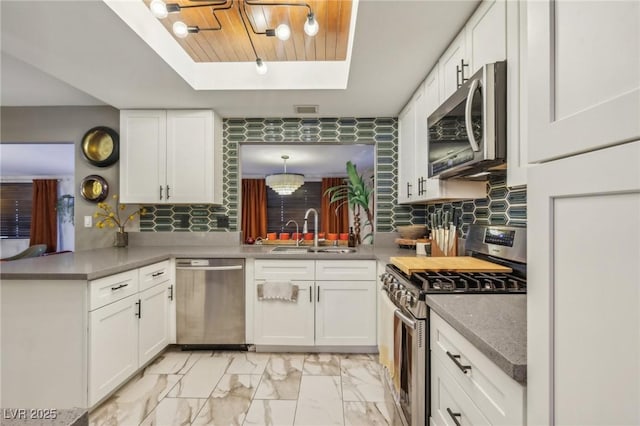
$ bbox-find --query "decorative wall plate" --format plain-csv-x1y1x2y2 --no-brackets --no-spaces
81,126,119,167
80,175,109,202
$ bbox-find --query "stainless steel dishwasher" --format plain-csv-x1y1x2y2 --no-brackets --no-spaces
175,258,245,349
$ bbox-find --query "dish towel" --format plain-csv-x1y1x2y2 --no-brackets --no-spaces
257,281,299,302
378,289,396,380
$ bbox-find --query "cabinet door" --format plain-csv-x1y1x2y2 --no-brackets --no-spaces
528,0,640,162
89,294,138,406
528,141,640,425
438,32,467,102
253,280,314,346
398,101,416,204
506,0,528,188
165,110,215,204
413,86,429,200
120,110,167,204
138,284,170,366
315,281,376,346
465,0,506,75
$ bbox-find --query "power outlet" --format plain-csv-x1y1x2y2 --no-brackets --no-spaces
84,216,93,228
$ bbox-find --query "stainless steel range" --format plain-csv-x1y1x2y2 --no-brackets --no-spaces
379,224,527,426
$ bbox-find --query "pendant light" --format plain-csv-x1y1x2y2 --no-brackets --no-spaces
266,155,304,195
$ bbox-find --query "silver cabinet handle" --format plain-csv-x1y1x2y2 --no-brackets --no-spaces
168,285,174,301
394,309,416,330
166,185,170,200
446,350,472,374
464,78,481,152
176,265,243,271
159,185,163,200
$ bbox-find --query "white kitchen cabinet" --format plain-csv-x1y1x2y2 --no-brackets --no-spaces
88,260,174,406
138,283,170,366
398,100,417,204
120,109,223,204
505,0,528,187
438,31,467,102
465,0,506,75
89,294,139,406
527,0,640,163
528,141,640,426
315,281,376,346
253,259,376,347
253,280,315,346
430,312,525,426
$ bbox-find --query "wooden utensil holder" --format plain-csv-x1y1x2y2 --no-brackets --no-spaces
430,235,458,257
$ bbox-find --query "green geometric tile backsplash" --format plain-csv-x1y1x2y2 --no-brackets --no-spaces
140,117,527,236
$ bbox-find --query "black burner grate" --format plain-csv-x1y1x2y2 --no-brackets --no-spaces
411,271,526,293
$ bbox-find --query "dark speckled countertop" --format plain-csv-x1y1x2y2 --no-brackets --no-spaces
426,294,527,384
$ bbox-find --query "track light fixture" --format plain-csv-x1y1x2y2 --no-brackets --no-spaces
148,0,320,74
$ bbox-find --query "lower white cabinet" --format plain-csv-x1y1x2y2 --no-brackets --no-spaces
253,259,376,347
88,261,174,407
430,311,525,426
254,280,315,346
89,294,139,406
315,281,376,346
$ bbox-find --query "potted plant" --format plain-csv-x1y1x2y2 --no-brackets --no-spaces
323,161,374,244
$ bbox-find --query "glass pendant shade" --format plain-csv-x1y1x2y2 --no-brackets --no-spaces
266,155,304,195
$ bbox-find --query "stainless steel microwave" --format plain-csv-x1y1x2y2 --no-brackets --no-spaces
427,61,507,179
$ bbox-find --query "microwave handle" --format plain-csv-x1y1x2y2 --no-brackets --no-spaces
464,79,481,152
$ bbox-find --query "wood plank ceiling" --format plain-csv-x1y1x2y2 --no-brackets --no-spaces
144,0,352,62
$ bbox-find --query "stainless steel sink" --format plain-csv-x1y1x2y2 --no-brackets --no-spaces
270,246,311,254
316,247,358,254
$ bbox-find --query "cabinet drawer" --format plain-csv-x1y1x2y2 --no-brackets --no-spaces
89,269,139,311
254,260,315,280
431,354,490,426
315,260,376,281
430,312,525,425
139,260,171,291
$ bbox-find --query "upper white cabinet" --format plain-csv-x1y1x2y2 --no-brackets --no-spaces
438,0,507,103
120,109,223,204
506,0,528,187
438,32,468,102
527,0,640,162
465,0,507,75
398,99,417,204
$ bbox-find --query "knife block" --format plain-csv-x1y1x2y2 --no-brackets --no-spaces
430,235,458,257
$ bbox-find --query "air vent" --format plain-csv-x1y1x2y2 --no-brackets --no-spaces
294,105,319,114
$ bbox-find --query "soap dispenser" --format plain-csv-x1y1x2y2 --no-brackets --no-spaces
348,227,356,247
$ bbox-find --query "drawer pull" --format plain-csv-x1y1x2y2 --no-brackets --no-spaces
446,408,462,426
135,299,141,318
151,271,165,278
446,351,471,374
110,283,129,291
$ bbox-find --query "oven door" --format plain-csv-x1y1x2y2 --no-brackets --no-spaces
394,308,427,426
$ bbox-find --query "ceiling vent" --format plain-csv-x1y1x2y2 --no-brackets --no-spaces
294,105,319,114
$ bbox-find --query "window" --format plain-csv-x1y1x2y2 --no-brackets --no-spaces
0,183,33,238
266,182,322,233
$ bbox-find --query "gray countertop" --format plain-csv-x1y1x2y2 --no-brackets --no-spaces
426,294,527,384
0,244,411,281
0,243,525,384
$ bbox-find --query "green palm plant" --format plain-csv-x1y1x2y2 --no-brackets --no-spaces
323,161,375,244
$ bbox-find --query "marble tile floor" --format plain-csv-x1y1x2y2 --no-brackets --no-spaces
89,348,404,426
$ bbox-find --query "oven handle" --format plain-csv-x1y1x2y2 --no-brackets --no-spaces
464,78,481,152
394,309,416,330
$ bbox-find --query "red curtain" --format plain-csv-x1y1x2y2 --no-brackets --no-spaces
321,177,349,234
241,179,267,241
30,179,58,252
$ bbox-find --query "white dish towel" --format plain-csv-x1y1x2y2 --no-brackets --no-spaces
257,281,299,302
378,289,396,381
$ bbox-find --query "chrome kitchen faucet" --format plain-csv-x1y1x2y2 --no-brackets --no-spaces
303,208,319,248
285,219,301,246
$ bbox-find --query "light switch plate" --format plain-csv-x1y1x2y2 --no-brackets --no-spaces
84,216,92,228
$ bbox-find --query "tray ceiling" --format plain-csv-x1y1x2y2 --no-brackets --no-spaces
144,0,352,62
